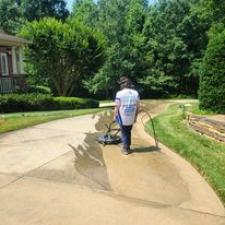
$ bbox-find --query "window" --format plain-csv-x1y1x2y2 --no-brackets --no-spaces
0,53,9,76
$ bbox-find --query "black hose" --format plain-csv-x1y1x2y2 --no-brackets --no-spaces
138,108,159,150
97,108,159,149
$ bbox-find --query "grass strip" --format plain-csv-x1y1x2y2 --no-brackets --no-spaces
146,104,225,205
0,108,102,134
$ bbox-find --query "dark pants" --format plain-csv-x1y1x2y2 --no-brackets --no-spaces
120,125,133,149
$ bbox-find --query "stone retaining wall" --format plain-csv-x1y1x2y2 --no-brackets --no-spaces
187,114,225,143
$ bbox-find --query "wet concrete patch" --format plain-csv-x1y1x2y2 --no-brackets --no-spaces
61,110,115,190
68,133,111,190
131,146,159,153
94,110,114,131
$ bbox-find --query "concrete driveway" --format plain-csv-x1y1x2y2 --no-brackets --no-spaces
0,102,224,225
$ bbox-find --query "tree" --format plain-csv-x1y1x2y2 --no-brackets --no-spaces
71,0,98,27
20,18,105,96
126,0,148,82
20,0,69,21
143,1,187,95
142,0,209,97
199,24,225,113
85,0,148,98
0,0,69,34
126,0,147,34
84,0,130,97
0,0,24,34
139,73,175,97
201,0,225,24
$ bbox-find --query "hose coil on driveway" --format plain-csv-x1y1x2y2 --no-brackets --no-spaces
97,107,159,149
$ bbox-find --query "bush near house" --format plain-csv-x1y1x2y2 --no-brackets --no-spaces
0,94,99,113
26,85,52,95
21,18,105,97
54,97,98,110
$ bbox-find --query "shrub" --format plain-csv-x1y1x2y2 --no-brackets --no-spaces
199,24,225,113
54,97,99,110
20,18,105,96
26,85,52,94
0,94,99,113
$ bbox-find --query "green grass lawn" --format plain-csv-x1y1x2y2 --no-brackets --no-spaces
146,103,225,205
0,108,102,134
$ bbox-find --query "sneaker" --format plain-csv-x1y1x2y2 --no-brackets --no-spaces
127,147,133,154
121,148,129,155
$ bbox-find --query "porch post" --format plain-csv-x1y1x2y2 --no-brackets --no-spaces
18,47,25,74
12,47,17,74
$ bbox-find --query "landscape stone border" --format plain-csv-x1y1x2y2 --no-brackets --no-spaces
187,114,225,143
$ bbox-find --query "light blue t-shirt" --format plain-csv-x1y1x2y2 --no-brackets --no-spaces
115,88,139,126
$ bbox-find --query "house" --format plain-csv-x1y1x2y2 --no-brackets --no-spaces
0,30,29,93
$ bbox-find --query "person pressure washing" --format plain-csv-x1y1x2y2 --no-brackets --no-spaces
114,77,140,155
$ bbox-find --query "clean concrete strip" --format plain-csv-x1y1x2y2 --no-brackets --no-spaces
0,115,99,174
0,177,224,225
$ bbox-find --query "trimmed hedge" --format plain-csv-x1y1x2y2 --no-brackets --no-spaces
26,85,52,94
54,97,99,110
0,94,99,113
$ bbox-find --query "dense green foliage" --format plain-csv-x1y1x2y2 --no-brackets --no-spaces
199,24,225,113
54,96,99,109
0,0,69,34
0,94,99,113
198,0,225,112
20,0,69,21
81,0,149,97
146,103,225,204
26,85,52,95
20,18,105,96
1,0,225,109
0,0,24,34
71,0,212,98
